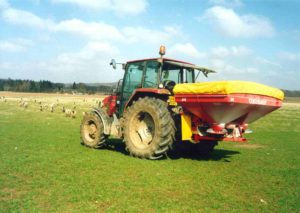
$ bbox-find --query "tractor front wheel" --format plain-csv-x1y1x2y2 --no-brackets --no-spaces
80,112,107,148
123,97,175,159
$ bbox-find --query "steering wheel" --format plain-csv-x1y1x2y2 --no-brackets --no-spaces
163,80,176,91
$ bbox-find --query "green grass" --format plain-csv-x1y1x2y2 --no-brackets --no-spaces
0,100,299,212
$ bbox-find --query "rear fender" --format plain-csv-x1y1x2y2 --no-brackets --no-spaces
92,108,113,135
125,88,171,109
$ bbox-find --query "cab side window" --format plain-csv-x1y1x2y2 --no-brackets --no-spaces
143,61,159,88
123,62,144,93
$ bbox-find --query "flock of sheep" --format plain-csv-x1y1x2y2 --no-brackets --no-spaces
1,95,103,120
18,98,78,118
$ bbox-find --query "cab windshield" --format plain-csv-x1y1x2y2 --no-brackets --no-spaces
161,63,194,84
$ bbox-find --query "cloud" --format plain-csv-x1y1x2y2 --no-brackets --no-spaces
210,46,230,57
255,57,281,68
53,19,124,41
2,8,54,29
51,0,148,16
209,0,243,8
1,5,179,45
0,0,9,10
169,43,204,58
57,41,119,64
0,41,25,52
202,6,275,38
210,45,252,58
278,51,300,62
52,0,111,10
0,39,34,52
54,20,178,44
122,26,173,44
112,0,148,16
0,41,122,83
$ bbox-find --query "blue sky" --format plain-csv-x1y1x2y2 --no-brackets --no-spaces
0,0,299,89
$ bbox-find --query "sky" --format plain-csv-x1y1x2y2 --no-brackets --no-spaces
0,0,300,89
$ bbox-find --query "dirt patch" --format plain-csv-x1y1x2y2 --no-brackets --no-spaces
234,143,265,149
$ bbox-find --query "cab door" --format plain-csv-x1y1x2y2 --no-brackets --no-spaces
119,61,144,114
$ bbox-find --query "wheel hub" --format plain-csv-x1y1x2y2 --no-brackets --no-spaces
84,121,98,142
131,112,155,149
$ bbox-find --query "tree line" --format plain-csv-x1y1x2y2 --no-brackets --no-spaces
282,90,300,97
0,79,113,94
0,78,300,96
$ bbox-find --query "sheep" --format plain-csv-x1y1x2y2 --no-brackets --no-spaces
50,103,55,112
62,106,65,113
71,110,76,118
65,108,72,117
19,101,28,108
40,105,43,111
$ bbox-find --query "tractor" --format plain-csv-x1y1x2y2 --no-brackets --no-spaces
80,46,283,159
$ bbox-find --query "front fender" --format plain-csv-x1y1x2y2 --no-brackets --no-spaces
92,107,113,135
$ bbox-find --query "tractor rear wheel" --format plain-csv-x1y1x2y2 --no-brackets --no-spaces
80,112,107,148
123,97,175,159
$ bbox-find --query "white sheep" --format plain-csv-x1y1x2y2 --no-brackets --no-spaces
23,102,28,108
50,103,55,112
65,108,72,117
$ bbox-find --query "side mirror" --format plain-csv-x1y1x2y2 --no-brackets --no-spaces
110,59,117,70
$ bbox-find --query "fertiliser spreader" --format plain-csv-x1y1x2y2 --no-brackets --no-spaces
173,81,283,143
80,46,284,159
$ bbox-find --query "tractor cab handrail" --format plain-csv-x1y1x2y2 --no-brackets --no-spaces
163,60,216,77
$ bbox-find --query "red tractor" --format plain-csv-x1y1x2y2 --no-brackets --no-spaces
80,46,283,159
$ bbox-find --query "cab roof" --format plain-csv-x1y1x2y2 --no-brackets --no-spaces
126,57,195,66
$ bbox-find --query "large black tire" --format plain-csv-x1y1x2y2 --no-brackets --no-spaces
80,112,107,148
123,97,175,159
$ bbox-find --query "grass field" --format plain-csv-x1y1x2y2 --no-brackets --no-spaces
0,92,299,212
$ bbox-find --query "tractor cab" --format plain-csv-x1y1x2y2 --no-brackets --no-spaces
117,58,196,114
110,46,215,116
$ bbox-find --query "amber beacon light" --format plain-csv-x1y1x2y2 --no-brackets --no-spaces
159,45,166,56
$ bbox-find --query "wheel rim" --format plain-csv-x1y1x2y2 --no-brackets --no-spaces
130,111,155,149
83,120,98,143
